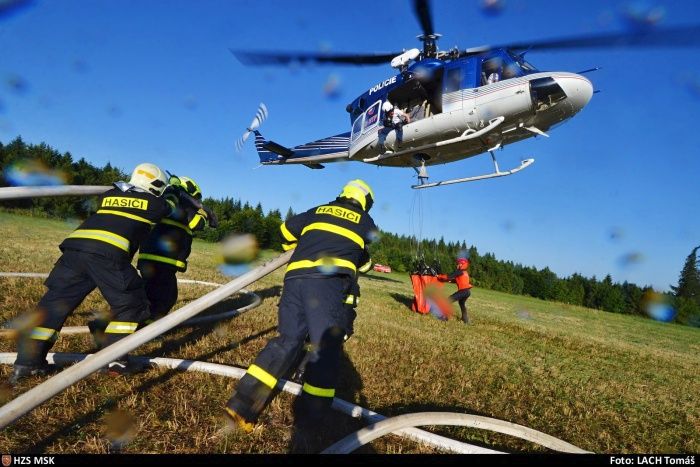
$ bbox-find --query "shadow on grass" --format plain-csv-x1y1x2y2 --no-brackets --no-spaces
252,285,282,301
288,345,376,454
363,273,402,284
390,292,414,310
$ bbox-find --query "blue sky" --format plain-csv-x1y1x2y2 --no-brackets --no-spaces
1,0,698,291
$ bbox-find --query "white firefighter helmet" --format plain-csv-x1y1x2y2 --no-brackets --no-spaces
129,163,168,196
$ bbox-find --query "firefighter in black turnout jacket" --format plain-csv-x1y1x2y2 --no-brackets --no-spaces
10,163,183,384
225,179,377,433
137,176,211,321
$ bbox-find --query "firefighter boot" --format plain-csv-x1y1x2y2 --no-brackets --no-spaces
87,318,109,350
9,362,56,385
11,337,56,385
224,407,255,434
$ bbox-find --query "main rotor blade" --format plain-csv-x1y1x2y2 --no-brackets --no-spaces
231,49,401,66
413,0,434,37
462,24,700,56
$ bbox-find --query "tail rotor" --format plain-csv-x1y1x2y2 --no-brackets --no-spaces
235,103,268,151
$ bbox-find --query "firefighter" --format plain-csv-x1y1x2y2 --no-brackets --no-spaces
10,163,185,384
290,250,371,384
438,257,473,324
136,176,212,322
224,179,377,436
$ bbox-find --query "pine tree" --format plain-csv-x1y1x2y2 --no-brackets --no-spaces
672,246,700,326
672,246,700,304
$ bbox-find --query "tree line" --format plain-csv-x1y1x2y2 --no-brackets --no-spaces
1,137,698,326
0,137,285,250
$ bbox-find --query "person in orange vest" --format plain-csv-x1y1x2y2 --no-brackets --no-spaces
438,257,473,324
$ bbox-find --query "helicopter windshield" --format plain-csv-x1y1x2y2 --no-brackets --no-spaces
481,51,539,85
508,51,539,74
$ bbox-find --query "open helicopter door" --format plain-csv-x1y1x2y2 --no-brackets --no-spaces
349,100,382,159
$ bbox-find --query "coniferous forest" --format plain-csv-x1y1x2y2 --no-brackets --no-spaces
1,137,698,326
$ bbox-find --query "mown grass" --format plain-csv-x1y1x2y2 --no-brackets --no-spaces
0,212,698,453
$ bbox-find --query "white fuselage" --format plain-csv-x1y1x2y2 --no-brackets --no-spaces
350,72,593,167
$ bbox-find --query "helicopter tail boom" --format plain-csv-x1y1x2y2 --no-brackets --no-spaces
254,130,293,163
253,130,351,167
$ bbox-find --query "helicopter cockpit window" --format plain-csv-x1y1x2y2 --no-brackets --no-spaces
481,57,504,85
351,107,363,122
351,115,363,142
507,51,539,74
445,67,462,93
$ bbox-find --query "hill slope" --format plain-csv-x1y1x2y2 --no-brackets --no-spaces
0,212,698,453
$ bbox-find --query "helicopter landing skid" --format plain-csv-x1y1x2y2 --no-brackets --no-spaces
411,151,535,189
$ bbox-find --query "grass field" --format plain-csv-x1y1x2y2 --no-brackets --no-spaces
0,211,698,454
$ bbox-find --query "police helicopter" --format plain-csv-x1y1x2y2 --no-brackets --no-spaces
233,0,700,189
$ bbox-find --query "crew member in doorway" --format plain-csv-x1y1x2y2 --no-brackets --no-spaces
438,257,473,324
380,101,410,152
382,101,410,130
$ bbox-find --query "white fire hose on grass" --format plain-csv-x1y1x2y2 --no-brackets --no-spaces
0,185,589,454
321,411,589,454
0,352,587,454
0,250,294,430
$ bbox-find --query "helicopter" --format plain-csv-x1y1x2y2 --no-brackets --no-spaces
233,0,700,189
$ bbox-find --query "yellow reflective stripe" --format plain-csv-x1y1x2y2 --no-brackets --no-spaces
282,242,296,251
286,258,357,274
247,364,277,389
344,295,358,305
188,213,204,230
301,222,364,248
280,223,297,242
104,321,138,334
161,218,192,235
29,326,57,341
302,382,335,398
358,260,372,273
138,253,186,269
96,209,153,225
67,229,130,252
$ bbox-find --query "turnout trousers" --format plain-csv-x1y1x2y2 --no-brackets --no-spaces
226,275,350,425
15,249,151,367
449,288,471,324
138,261,178,321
